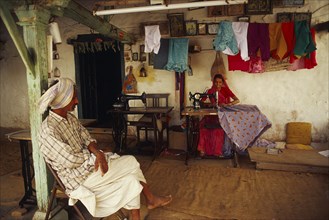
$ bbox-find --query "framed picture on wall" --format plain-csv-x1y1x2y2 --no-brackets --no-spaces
273,0,304,7
197,23,207,35
132,53,138,61
207,6,227,17
246,0,272,15
207,23,219,35
185,20,198,36
277,12,293,22
227,4,245,16
140,45,147,62
293,12,312,27
167,13,185,37
149,52,155,66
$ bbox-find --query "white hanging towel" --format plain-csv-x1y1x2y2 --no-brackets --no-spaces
144,25,161,54
232,22,250,61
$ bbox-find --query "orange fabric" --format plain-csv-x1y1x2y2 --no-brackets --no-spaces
269,23,288,60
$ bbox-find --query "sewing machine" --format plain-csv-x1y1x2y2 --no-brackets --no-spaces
113,92,147,110
189,91,217,109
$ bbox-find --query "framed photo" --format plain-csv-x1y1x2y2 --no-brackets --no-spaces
246,0,272,15
149,52,155,66
238,16,250,22
277,12,293,22
207,23,219,35
132,53,138,61
140,45,147,62
167,13,185,37
273,0,304,7
185,20,198,36
207,6,227,17
124,51,131,62
197,23,207,35
293,12,312,27
227,4,245,16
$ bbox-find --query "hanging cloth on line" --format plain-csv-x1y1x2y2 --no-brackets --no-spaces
164,38,189,73
213,21,239,56
153,38,169,70
144,25,161,54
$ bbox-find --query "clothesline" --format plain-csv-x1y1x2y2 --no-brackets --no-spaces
213,20,317,73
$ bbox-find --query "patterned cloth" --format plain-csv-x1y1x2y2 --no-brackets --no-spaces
38,111,96,192
39,111,146,217
213,21,239,55
217,105,272,151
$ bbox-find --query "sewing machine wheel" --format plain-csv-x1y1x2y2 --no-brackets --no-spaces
187,116,200,157
111,112,127,153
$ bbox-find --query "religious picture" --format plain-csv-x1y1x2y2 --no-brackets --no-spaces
185,20,197,36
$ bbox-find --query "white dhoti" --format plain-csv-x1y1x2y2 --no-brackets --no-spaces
69,155,146,217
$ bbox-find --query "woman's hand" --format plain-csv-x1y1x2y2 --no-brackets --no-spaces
94,150,108,176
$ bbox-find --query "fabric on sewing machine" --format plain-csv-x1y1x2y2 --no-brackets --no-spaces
217,104,272,151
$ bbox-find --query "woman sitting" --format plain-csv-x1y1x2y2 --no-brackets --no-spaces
198,74,240,157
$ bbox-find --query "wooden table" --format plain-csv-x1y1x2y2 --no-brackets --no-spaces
108,107,173,160
248,147,329,174
5,119,96,207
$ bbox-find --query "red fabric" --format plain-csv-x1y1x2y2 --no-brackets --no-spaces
197,81,236,156
304,28,317,69
228,53,250,72
281,22,300,63
248,56,265,73
198,116,225,156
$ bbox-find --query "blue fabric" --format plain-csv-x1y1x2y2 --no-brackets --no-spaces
164,38,189,72
213,21,238,54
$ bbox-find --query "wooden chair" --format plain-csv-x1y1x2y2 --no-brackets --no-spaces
135,93,170,150
45,161,127,220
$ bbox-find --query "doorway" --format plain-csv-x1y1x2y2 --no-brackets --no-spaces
73,34,124,128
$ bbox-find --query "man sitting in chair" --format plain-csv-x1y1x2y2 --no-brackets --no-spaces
38,78,172,220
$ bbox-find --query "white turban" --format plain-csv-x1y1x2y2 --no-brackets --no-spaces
38,78,75,114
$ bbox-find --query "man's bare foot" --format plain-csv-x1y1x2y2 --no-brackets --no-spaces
147,195,172,210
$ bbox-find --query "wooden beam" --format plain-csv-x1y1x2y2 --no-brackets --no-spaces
0,0,35,75
50,0,135,43
94,0,149,7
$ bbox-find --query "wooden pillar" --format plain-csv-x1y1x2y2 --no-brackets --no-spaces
15,6,51,219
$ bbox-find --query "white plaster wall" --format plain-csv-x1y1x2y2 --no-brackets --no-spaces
0,0,328,142
0,21,30,128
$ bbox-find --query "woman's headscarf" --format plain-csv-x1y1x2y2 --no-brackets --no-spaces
208,73,229,93
38,78,75,114
207,73,232,104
